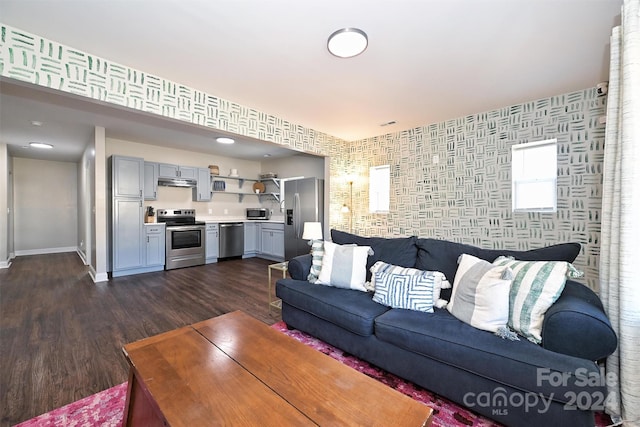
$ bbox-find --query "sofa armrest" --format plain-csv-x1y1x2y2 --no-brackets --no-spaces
542,280,617,361
288,254,312,281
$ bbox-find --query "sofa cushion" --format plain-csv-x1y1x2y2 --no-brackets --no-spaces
276,278,389,336
374,308,605,400
415,239,582,299
447,254,512,333
331,229,418,281
316,241,371,291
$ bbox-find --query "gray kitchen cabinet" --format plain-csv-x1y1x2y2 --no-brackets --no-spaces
158,163,198,179
259,223,284,261
112,198,145,274
193,167,212,201
144,224,165,269
243,222,260,257
144,161,159,200
205,223,219,263
113,155,144,198
111,155,163,277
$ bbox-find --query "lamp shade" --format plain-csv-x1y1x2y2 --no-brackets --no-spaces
302,222,323,240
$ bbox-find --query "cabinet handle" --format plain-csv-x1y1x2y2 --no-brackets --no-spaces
147,236,149,243
139,190,142,197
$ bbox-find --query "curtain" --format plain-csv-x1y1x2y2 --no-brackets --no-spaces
599,0,640,425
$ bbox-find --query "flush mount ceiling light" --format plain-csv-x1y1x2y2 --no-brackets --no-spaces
327,28,368,58
29,142,53,149
216,137,235,144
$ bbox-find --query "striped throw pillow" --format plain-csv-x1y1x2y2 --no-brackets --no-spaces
447,254,513,333
493,256,583,344
316,241,372,292
307,240,324,283
372,270,438,313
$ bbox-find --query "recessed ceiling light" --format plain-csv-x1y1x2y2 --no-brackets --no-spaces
30,120,43,126
327,28,368,58
29,142,53,149
216,137,235,144
263,154,272,158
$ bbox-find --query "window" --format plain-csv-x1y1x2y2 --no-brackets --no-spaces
369,165,390,213
512,139,557,212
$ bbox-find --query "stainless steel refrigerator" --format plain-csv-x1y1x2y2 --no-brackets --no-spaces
284,177,324,260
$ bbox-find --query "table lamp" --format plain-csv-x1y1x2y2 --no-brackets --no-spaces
302,222,323,244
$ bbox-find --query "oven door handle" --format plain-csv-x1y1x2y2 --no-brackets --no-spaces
167,225,205,231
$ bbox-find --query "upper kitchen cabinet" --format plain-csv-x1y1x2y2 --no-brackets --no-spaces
158,163,198,180
113,155,144,198
144,161,159,200
193,168,212,202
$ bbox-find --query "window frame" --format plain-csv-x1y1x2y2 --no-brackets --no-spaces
369,164,390,214
511,138,558,213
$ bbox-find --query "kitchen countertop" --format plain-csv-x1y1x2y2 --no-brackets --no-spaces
197,216,285,223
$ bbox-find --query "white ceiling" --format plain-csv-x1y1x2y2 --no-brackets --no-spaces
0,0,622,162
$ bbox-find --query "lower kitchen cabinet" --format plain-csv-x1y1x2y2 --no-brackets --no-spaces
112,201,166,277
243,222,260,257
145,224,165,269
206,223,219,263
260,223,284,261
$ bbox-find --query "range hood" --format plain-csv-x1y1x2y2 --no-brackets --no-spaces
157,177,197,188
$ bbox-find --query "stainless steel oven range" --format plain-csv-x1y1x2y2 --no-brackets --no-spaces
157,209,205,270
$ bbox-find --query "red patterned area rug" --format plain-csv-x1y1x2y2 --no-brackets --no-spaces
15,321,613,427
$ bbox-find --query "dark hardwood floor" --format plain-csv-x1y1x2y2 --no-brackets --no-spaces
0,253,282,426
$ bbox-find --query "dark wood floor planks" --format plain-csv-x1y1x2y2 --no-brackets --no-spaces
0,253,282,426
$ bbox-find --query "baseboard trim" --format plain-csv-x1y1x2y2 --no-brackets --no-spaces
76,249,88,265
89,267,108,283
0,259,12,269
15,247,77,256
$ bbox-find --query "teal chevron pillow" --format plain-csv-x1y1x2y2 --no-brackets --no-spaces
372,270,438,313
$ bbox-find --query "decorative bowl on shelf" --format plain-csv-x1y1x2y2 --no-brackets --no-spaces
252,182,266,194
259,172,278,179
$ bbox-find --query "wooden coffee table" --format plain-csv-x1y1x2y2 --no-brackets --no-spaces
122,310,432,426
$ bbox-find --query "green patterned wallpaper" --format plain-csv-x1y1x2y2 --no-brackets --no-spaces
347,91,606,290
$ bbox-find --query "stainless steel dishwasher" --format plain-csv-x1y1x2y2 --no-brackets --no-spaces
218,222,245,259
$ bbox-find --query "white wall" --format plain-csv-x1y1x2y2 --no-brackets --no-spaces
93,127,108,281
13,157,78,254
0,143,10,267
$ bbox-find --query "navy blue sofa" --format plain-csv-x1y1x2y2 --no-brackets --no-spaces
276,230,617,427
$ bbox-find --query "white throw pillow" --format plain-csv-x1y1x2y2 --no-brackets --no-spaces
316,241,372,292
493,256,583,344
447,254,513,334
